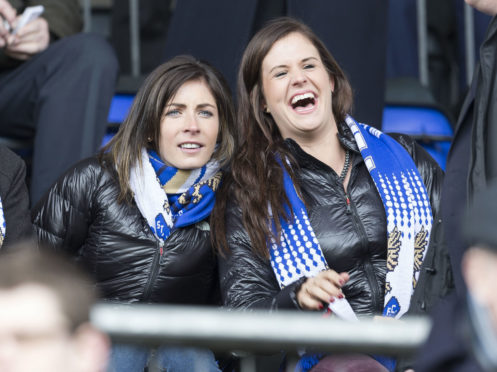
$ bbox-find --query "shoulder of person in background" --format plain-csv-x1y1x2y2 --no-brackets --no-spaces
0,145,33,249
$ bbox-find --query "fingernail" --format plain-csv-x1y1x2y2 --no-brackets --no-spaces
322,308,332,318
318,303,324,310
339,279,344,286
329,297,335,303
338,293,344,299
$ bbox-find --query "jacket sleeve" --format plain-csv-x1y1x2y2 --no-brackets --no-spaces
220,201,305,310
25,0,83,39
31,158,100,255
0,148,33,249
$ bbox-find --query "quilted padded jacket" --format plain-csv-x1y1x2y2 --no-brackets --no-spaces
220,123,450,316
32,157,219,305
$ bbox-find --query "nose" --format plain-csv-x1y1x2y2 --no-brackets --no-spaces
184,112,200,133
291,69,307,86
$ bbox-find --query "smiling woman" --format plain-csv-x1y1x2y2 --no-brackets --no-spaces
211,17,451,372
261,33,335,141
32,55,235,372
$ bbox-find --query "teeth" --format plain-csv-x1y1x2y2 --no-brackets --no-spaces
180,143,200,149
291,92,315,105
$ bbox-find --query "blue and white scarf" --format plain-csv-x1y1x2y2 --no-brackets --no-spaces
269,115,433,317
0,197,5,247
129,149,221,244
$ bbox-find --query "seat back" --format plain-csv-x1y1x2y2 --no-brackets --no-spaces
382,104,453,170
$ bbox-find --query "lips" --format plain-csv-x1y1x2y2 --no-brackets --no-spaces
179,142,202,149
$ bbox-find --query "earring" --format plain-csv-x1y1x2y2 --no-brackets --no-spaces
264,106,270,114
147,137,152,143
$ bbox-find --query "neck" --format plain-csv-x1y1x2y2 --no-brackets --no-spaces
296,124,346,172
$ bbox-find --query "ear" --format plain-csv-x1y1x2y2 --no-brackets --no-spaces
72,323,110,372
330,75,335,93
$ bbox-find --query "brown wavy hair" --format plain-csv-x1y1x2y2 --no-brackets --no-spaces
211,17,353,258
100,55,235,203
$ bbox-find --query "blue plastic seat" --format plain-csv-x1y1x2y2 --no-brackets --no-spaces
107,94,135,124
382,105,453,170
102,93,135,147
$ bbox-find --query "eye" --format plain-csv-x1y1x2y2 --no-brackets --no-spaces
274,70,287,78
199,110,214,118
165,109,181,117
303,63,315,70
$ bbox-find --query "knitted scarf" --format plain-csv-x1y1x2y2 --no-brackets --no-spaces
129,149,221,244
0,197,4,247
269,115,433,371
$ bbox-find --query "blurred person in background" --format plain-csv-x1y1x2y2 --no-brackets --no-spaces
0,0,118,205
0,244,109,372
32,55,235,372
416,180,497,372
0,144,32,249
212,17,449,372
442,0,497,294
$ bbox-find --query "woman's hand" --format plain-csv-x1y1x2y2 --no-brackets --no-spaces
296,270,349,310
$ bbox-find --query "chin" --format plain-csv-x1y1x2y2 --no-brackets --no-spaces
176,160,209,170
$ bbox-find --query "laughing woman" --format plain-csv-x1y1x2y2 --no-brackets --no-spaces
211,17,450,371
32,55,234,372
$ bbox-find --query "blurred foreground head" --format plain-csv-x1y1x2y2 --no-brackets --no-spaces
465,0,497,15
463,182,497,330
462,182,497,370
0,243,109,372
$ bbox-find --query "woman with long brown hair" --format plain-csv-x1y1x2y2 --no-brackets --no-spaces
32,55,235,371
211,17,450,371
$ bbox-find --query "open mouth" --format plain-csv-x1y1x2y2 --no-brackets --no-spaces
179,143,202,149
290,92,316,112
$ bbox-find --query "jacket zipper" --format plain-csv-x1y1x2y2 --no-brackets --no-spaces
344,190,382,311
142,239,164,301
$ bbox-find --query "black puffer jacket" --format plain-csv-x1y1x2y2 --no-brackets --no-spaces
32,157,219,305
220,125,446,316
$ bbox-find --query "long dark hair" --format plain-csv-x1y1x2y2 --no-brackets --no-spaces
211,17,353,258
100,55,235,203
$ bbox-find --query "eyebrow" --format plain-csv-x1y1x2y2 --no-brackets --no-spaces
166,103,216,110
268,56,319,74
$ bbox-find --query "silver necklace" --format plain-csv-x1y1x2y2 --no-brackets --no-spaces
338,149,350,183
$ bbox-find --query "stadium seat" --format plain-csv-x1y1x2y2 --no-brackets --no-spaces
101,93,135,147
382,104,453,170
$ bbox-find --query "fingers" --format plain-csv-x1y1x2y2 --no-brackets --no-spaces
5,17,49,57
0,0,16,43
296,269,350,311
297,282,325,310
0,0,16,24
3,49,30,60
